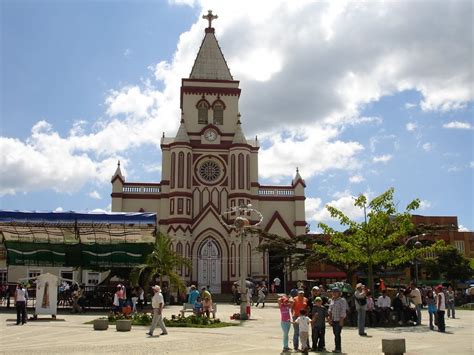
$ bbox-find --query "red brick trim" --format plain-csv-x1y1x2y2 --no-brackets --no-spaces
264,211,294,238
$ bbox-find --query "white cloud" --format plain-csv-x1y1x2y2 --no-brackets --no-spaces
372,154,393,163
1,0,472,195
422,142,433,152
91,204,112,213
470,161,474,168
419,199,432,210
123,48,131,57
306,192,367,224
258,126,364,181
406,122,417,131
442,121,472,130
404,102,417,109
54,207,64,212
349,174,365,184
458,225,469,232
88,190,102,199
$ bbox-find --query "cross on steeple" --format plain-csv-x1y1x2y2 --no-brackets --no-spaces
203,10,218,28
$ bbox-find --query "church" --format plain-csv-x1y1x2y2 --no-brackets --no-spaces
110,11,307,293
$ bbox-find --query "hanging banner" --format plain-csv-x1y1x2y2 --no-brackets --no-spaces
35,273,59,316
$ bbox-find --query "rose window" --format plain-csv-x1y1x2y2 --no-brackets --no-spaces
199,161,221,182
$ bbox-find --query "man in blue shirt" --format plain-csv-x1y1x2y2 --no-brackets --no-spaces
187,285,200,304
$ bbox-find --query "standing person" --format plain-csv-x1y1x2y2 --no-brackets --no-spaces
278,295,292,352
446,285,455,319
138,286,145,311
291,289,308,351
354,283,368,336
328,288,348,354
14,283,28,325
201,286,212,302
293,309,311,354
311,297,328,352
187,285,200,305
377,289,391,324
202,296,213,318
426,289,437,330
273,276,281,293
256,285,267,308
435,285,446,332
146,285,168,337
409,282,423,325
366,291,376,327
131,287,138,313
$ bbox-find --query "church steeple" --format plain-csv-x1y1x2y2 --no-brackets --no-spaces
189,10,233,80
111,160,125,183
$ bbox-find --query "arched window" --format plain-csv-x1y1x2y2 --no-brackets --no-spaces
238,153,244,189
197,100,209,124
176,242,183,275
171,152,176,188
178,152,184,188
213,101,224,125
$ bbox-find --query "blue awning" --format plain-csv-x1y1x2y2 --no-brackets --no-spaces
0,210,156,225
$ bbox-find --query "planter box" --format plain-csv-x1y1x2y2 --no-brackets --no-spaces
116,319,132,332
93,319,109,331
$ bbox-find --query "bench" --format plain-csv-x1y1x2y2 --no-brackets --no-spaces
180,302,217,318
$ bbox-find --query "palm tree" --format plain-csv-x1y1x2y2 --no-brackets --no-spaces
131,232,192,292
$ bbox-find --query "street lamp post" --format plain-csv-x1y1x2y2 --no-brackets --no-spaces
405,234,425,284
219,204,263,320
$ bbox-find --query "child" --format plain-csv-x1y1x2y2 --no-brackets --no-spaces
203,296,213,318
293,309,311,354
311,297,328,352
194,296,203,316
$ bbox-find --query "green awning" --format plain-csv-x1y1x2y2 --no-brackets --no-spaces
5,241,153,268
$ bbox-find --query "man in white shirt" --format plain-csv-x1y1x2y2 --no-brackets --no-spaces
147,285,168,336
436,285,446,332
377,289,391,324
409,282,422,325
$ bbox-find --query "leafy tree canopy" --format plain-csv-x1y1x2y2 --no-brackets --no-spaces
130,232,191,292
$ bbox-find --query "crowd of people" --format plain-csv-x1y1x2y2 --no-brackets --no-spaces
277,281,457,354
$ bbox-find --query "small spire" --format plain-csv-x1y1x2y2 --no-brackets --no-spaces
232,120,247,144
162,132,165,138
174,119,190,143
112,160,124,182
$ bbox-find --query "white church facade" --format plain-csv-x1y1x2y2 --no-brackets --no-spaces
111,13,307,293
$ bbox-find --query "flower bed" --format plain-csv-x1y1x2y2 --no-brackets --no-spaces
87,313,237,328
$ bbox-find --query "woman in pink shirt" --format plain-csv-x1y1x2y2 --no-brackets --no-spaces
279,295,292,352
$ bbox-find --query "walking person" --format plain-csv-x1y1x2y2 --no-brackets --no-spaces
14,283,28,325
435,285,446,332
328,287,348,354
446,285,455,319
146,285,168,337
278,295,292,352
255,285,267,308
354,283,368,336
426,289,437,330
311,297,328,352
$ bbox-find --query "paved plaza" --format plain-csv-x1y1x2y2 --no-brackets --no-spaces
1,304,473,354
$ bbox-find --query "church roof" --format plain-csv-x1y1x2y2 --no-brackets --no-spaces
189,19,233,80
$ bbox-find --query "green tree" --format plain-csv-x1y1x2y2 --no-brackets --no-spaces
130,232,192,292
423,246,473,287
317,188,446,291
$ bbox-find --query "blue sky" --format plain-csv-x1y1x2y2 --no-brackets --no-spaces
1,0,473,231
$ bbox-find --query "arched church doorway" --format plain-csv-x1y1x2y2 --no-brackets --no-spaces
198,238,221,293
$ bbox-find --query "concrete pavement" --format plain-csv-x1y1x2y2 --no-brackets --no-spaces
1,305,473,354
